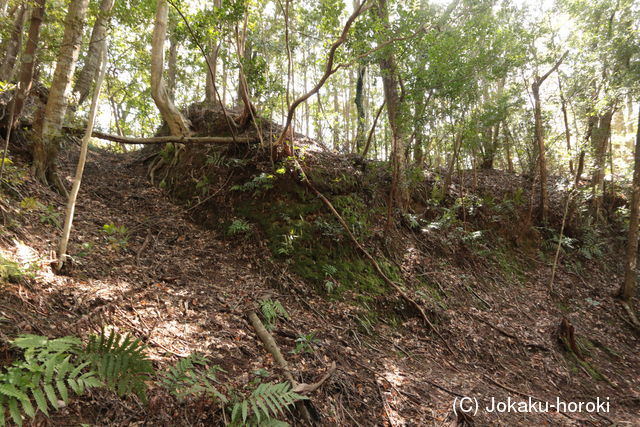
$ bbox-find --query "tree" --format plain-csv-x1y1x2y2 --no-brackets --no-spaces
621,104,640,302
73,0,115,105
531,52,567,223
0,3,26,82
11,0,46,127
32,0,89,193
375,0,410,212
150,0,190,136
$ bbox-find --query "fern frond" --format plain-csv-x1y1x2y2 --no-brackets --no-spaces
161,354,227,403
83,329,154,401
0,335,101,426
230,381,306,426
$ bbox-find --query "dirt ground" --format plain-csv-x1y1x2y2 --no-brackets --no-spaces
0,145,638,426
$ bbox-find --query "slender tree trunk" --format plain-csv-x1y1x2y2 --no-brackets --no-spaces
532,81,548,222
11,0,45,128
32,0,89,193
444,130,463,196
57,46,107,271
558,75,573,174
531,53,567,222
235,12,256,127
376,0,409,211
332,85,339,149
621,104,640,301
591,107,614,217
72,0,114,105
150,0,190,136
0,5,26,82
354,65,366,153
204,44,219,105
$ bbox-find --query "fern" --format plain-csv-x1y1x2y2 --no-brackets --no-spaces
260,299,289,331
161,354,227,403
83,329,154,401
230,382,306,426
0,335,101,427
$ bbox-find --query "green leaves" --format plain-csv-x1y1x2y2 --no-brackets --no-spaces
83,329,154,401
0,335,99,426
0,331,153,426
161,353,227,403
230,382,307,426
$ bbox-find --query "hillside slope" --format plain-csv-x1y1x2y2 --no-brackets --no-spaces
0,141,638,426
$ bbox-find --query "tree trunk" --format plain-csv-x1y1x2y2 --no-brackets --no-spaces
57,45,107,271
32,0,89,193
481,123,499,169
558,75,573,174
591,107,614,217
376,0,409,212
354,65,366,153
621,103,640,302
166,12,178,103
532,81,548,222
444,130,463,196
204,45,218,105
0,5,26,82
236,14,256,127
72,0,114,105
11,0,45,128
531,53,567,222
150,0,190,136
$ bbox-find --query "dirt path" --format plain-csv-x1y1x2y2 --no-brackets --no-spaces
0,147,638,425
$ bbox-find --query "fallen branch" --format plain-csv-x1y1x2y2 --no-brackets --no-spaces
83,130,257,145
620,301,640,331
248,310,336,424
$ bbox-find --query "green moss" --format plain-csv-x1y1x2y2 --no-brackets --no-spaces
0,255,24,282
235,182,396,296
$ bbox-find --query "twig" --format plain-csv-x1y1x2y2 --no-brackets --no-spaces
135,232,152,265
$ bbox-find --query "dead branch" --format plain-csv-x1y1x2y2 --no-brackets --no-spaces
65,129,258,145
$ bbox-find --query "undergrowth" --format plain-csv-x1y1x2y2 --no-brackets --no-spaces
0,330,306,426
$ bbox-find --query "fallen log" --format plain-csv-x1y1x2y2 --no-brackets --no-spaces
64,127,258,145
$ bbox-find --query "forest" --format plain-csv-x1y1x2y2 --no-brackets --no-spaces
0,0,638,425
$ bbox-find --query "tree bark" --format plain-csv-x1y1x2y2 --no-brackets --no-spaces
621,103,640,302
166,12,177,102
72,0,114,105
32,0,89,193
0,4,27,82
150,0,190,136
204,0,222,105
11,0,45,128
